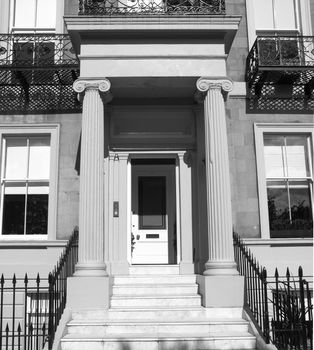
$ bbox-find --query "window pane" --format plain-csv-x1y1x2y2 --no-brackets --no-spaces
285,136,309,177
28,137,50,179
14,0,36,28
268,181,313,238
36,0,56,28
274,0,296,30
264,135,285,177
139,176,166,229
5,137,28,179
2,185,26,235
253,0,274,30
289,182,313,234
26,193,48,235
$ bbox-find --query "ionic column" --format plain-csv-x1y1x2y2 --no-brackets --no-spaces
196,78,238,276
73,78,111,276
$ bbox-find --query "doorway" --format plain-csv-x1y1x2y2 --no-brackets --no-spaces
131,159,177,264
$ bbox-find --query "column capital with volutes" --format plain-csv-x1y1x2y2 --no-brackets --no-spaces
195,77,233,102
73,78,112,103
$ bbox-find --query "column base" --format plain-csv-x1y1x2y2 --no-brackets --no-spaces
196,274,244,307
179,261,195,274
67,276,111,309
203,260,238,276
74,262,108,276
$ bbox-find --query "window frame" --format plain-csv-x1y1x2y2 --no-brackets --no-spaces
6,0,64,34
0,124,59,240
246,0,313,49
254,123,314,239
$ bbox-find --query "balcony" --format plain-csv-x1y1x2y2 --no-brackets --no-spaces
246,36,314,113
78,0,225,15
0,34,81,114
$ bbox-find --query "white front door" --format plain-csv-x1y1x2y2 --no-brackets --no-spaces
131,163,176,264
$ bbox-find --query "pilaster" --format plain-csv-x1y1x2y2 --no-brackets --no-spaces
178,152,194,274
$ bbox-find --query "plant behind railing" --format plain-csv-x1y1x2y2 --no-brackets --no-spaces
233,233,270,343
270,267,313,350
0,228,78,350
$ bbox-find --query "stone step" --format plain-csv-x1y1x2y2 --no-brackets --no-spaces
110,295,202,307
72,307,244,321
113,275,196,285
61,333,256,350
112,283,198,296
67,319,250,336
129,265,180,275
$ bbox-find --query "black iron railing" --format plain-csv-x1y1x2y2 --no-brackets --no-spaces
269,267,313,350
234,233,313,350
245,36,314,113
78,0,225,15
233,233,270,342
47,229,78,348
0,229,78,350
0,34,80,114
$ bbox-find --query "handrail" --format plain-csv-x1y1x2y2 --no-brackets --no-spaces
47,229,78,349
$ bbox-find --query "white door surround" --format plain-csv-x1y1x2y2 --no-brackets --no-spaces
107,151,194,274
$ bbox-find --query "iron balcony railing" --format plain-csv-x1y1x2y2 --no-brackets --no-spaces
245,35,314,113
246,35,314,86
0,34,80,114
78,0,225,15
0,34,78,69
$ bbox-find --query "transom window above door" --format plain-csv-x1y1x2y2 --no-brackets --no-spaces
11,0,57,32
0,136,50,236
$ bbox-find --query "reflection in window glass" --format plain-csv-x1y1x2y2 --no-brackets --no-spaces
264,134,313,238
138,176,166,229
14,0,36,28
253,0,297,31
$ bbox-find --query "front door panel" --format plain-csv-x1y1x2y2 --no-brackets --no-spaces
131,164,175,264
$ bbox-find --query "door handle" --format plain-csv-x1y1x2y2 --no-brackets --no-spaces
136,234,140,240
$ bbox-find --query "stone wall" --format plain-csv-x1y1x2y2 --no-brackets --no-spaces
0,114,81,240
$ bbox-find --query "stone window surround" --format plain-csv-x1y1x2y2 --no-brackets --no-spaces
245,0,313,49
0,124,60,241
254,122,314,240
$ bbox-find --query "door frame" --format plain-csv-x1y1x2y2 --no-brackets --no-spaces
127,152,182,265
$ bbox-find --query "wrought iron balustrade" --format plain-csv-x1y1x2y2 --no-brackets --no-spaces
245,36,314,113
0,34,80,114
78,0,225,15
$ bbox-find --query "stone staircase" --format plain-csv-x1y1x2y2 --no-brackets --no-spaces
61,266,256,350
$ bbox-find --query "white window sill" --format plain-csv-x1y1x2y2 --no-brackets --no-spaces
0,240,68,248
243,238,313,246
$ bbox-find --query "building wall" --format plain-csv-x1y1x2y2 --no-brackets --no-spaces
0,114,81,276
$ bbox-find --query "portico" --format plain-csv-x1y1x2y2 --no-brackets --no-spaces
65,13,244,309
